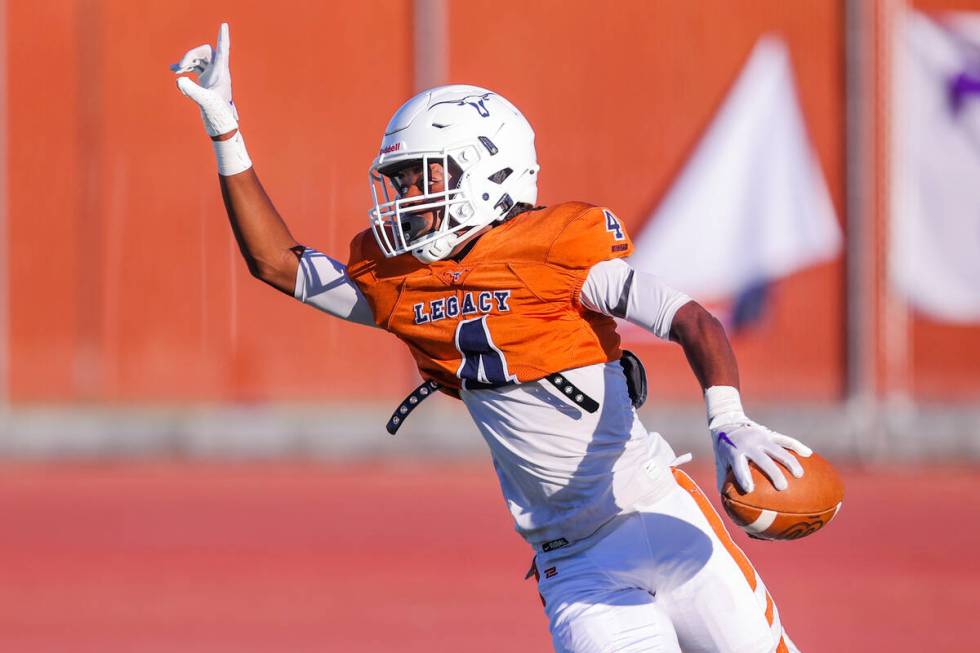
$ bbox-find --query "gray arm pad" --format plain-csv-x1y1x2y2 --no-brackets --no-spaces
293,248,376,326
580,258,691,340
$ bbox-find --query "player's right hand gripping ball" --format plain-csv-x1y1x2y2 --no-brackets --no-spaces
721,452,844,541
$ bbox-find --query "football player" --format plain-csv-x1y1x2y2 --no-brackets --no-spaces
174,23,810,653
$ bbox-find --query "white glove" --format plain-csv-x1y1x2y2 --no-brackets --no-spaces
172,23,251,175
172,23,239,137
705,386,812,493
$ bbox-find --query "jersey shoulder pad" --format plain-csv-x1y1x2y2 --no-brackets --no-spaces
472,203,581,262
545,204,633,270
347,229,379,279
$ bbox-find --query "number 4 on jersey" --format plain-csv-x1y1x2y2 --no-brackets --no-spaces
604,210,625,240
455,316,518,389
602,210,626,240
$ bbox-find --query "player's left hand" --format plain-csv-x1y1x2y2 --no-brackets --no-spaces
710,417,812,494
171,22,239,137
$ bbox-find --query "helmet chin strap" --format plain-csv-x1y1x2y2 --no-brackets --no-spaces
411,200,483,263
413,233,455,264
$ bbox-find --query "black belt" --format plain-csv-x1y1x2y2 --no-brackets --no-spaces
542,374,600,413
386,372,600,435
386,380,441,435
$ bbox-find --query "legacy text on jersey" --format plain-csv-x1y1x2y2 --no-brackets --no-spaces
413,289,512,324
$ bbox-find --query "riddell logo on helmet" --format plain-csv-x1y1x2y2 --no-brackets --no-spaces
380,142,402,155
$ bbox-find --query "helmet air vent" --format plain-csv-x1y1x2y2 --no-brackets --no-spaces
488,168,513,184
478,136,499,155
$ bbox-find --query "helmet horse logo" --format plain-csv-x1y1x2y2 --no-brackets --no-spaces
432,93,493,118
465,94,492,117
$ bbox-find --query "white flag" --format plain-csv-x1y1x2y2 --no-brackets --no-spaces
630,36,841,323
892,11,980,322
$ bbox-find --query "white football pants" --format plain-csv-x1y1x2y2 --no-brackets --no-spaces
533,469,799,653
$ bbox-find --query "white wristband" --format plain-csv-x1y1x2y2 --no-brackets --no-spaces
704,385,746,428
212,130,252,176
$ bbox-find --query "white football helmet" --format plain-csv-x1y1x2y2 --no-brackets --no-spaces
369,85,540,263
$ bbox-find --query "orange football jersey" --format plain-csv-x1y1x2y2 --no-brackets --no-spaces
347,202,634,391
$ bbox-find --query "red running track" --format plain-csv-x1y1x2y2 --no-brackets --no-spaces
0,461,977,652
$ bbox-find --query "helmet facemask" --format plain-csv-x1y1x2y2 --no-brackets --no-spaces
370,145,517,263
371,152,467,262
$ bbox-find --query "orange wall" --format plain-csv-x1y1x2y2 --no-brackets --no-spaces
8,1,417,403
8,1,84,401
5,1,972,404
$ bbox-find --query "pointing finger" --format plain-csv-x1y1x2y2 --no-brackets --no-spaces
214,22,230,67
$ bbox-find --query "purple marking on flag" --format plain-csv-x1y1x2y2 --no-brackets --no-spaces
949,71,980,115
717,431,736,448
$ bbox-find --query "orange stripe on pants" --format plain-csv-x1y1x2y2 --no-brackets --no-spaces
672,470,789,639
671,468,757,592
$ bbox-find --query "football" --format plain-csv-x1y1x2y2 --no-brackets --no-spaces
721,451,844,541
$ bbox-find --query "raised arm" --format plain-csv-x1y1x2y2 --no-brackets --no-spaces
217,167,300,294
171,23,298,294
172,23,373,325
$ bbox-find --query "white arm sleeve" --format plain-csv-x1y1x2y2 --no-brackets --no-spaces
580,258,691,340
293,248,376,327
